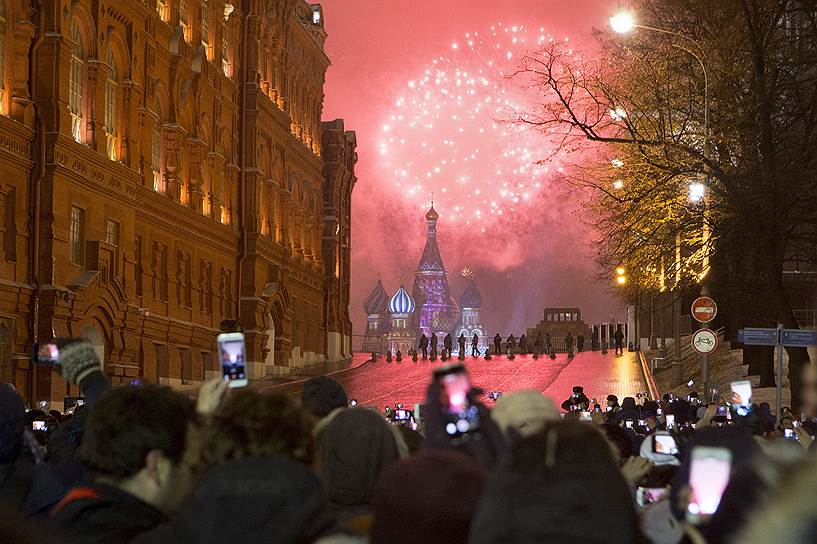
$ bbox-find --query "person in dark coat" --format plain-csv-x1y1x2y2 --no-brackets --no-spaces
545,333,553,354
611,397,640,427
443,334,453,358
471,333,480,356
50,383,202,544
493,334,502,356
519,334,528,355
506,334,516,356
315,407,402,537
577,333,585,353
301,376,348,420
418,334,429,359
458,334,467,356
560,386,590,412
565,332,575,358
614,327,625,355
534,333,543,354
371,450,486,544
430,333,439,356
469,421,639,544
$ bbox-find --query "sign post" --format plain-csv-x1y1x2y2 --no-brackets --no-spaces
737,326,817,420
691,297,718,398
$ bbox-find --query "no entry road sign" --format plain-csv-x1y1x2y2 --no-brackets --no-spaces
691,297,718,323
692,328,718,355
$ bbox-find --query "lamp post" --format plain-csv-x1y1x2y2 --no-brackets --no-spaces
611,11,712,384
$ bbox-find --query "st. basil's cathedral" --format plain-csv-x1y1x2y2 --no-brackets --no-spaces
363,205,486,354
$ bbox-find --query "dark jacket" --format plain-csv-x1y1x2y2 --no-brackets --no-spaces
131,456,335,544
50,483,168,544
560,393,590,412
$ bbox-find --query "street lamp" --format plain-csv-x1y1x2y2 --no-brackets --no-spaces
613,179,624,190
688,182,706,203
609,12,636,34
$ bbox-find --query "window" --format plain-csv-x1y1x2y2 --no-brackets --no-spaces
0,1,6,111
3,188,16,262
201,0,209,50
160,245,168,301
104,44,118,161
69,22,84,143
105,220,119,246
156,0,168,21
152,118,163,192
69,206,85,265
179,0,190,42
135,235,143,296
221,24,230,76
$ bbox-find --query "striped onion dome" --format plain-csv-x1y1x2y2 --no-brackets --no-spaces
388,285,416,315
363,279,389,315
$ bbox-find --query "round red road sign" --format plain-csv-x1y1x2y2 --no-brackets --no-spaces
691,297,718,323
692,328,718,355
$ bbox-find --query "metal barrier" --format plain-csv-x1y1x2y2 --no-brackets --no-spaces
639,350,661,400
351,335,384,354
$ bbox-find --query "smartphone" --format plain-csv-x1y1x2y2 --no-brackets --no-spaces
625,420,634,429
636,487,669,507
730,380,752,415
793,420,801,428
32,420,47,431
433,363,480,436
687,447,732,524
394,409,411,422
606,406,613,412
657,408,663,416
217,332,247,388
784,428,799,441
579,411,592,422
653,434,679,455
32,343,60,364
666,414,676,429
638,419,646,426
714,405,729,423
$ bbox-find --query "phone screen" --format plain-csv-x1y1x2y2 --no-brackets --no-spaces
579,411,592,422
394,409,411,421
637,487,669,507
730,380,752,414
687,447,732,523
217,333,247,387
666,414,675,428
32,420,47,431
433,364,480,436
653,434,678,455
34,343,60,364
625,420,634,429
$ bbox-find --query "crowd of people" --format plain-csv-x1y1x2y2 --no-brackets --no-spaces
3,337,817,543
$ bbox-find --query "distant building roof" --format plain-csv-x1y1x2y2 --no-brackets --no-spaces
459,280,482,309
389,285,416,315
363,279,389,315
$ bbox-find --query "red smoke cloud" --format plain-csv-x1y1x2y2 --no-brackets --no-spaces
320,0,625,335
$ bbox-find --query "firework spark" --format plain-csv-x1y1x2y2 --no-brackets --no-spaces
379,23,567,232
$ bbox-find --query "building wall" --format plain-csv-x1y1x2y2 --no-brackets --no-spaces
0,0,354,403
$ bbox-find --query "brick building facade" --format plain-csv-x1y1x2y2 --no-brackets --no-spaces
0,0,356,404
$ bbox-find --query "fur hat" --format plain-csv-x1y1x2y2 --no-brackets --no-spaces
492,390,560,438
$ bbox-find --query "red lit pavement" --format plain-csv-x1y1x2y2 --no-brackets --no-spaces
258,350,647,410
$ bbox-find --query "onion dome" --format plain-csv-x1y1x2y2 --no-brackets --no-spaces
426,204,439,222
388,285,416,315
363,279,389,315
459,280,482,309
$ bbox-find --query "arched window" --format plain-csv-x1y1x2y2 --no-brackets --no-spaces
201,0,210,58
221,23,230,76
0,1,6,112
179,0,190,42
152,116,163,192
69,21,84,143
156,0,168,21
104,43,119,161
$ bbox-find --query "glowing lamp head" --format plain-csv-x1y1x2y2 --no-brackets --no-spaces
611,158,625,168
610,12,636,34
612,180,624,190
616,275,627,286
616,267,626,276
688,182,706,203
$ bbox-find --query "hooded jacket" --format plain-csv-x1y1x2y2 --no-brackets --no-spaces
316,407,401,529
132,456,335,544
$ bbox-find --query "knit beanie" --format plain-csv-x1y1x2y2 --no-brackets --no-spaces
301,376,348,418
59,341,101,384
491,390,560,438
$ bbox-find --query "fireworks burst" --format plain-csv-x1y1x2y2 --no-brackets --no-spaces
379,23,568,232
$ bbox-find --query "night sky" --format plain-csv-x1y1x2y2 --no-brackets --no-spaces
319,0,625,335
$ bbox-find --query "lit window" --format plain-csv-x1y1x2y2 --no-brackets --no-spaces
221,24,230,76
105,220,119,246
156,0,168,21
152,118,164,192
179,0,190,42
69,22,84,143
104,44,118,161
0,2,6,112
69,206,85,265
312,7,321,25
201,0,209,49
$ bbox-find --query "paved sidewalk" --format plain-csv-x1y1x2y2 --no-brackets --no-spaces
543,350,648,408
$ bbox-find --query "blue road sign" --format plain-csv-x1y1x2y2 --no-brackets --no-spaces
737,328,780,346
782,329,817,348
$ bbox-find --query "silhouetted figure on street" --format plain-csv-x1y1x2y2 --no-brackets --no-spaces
519,334,528,355
471,333,480,356
458,333,466,356
566,332,575,358
591,329,599,351
419,334,429,359
431,333,439,355
577,333,585,353
545,333,553,354
507,334,516,356
494,334,502,356
444,333,453,358
614,328,625,355
534,333,543,354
